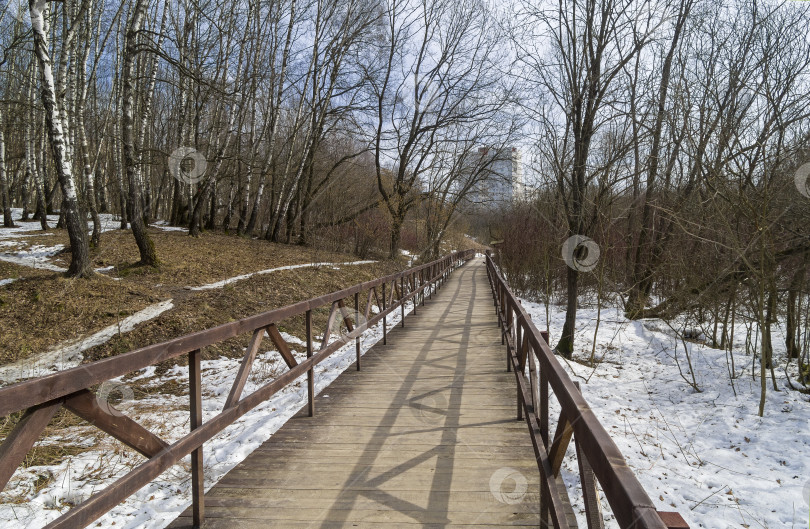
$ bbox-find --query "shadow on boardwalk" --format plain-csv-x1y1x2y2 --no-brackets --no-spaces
169,258,539,528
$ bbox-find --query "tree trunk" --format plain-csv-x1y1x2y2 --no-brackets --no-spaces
76,85,101,246
30,0,91,277
121,0,158,266
556,266,578,359
20,164,31,221
389,213,403,260
0,108,14,228
206,179,218,231
96,165,108,213
188,184,208,237
28,84,49,231
223,178,235,232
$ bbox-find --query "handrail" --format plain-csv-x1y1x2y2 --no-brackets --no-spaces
0,249,476,529
484,252,688,529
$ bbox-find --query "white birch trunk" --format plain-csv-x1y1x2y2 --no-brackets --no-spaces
29,0,91,276
76,0,101,246
0,107,14,228
121,0,157,266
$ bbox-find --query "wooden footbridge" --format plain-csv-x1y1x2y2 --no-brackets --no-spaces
0,251,687,529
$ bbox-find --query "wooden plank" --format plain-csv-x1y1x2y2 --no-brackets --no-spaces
63,389,169,458
549,411,574,477
320,301,340,351
576,437,604,529
337,299,355,333
223,327,265,410
305,310,315,416
266,323,298,368
365,288,376,322
400,277,406,328
189,349,204,527
355,292,362,369
657,512,689,529
0,400,62,491
382,282,387,345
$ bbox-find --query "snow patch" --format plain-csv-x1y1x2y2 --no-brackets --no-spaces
519,298,810,529
0,245,67,272
0,300,174,386
189,260,377,291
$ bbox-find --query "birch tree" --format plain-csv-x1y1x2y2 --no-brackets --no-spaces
122,0,158,266
0,107,12,228
25,62,49,230
29,0,92,277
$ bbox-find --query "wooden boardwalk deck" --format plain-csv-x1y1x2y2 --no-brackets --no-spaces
169,257,540,528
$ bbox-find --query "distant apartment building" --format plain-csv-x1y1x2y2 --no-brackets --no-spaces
467,147,525,206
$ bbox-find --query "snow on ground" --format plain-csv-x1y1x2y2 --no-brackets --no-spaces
0,300,175,386
0,209,122,272
401,249,417,267
0,244,67,272
0,286,434,529
518,298,810,529
0,209,122,237
151,221,188,233
189,260,377,291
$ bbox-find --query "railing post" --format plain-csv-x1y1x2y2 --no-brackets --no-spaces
421,269,426,306
500,288,505,344
496,283,501,328
540,330,550,448
400,277,406,327
354,293,361,370
516,321,523,420
306,310,315,415
411,274,417,315
539,329,551,527
189,348,204,528
505,300,511,371
382,282,387,345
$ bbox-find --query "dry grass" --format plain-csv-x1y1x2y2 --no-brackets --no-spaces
0,407,94,473
0,226,401,368
0,273,161,365
52,227,361,289
81,259,404,365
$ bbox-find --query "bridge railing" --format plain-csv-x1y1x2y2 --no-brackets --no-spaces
0,249,476,529
484,252,688,529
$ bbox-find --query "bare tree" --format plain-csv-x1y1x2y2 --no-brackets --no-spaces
121,0,158,266
29,0,92,277
0,107,13,228
369,0,505,258
514,0,655,356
